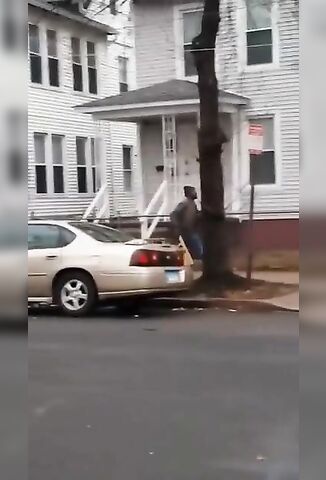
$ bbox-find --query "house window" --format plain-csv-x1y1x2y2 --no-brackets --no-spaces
34,133,47,193
76,137,97,193
122,145,133,192
34,133,66,194
246,0,273,65
91,138,97,192
72,37,83,92
52,135,64,193
76,137,88,193
118,57,128,93
110,0,117,15
183,10,202,77
47,30,59,87
87,41,97,94
29,24,42,84
249,118,276,185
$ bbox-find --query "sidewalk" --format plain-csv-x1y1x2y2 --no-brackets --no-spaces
238,271,299,312
156,269,299,313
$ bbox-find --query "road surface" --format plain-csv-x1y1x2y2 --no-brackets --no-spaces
29,307,298,480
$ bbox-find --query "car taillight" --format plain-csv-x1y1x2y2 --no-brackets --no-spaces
130,249,184,267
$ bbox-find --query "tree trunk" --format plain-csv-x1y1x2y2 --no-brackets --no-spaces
192,0,230,282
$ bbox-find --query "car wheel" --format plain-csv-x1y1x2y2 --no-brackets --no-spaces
54,271,96,317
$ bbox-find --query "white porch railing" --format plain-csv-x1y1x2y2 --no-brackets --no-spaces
140,180,168,239
82,184,110,221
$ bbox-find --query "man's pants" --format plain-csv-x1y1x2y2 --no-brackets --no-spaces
181,232,203,260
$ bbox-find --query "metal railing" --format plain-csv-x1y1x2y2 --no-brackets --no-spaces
82,184,109,222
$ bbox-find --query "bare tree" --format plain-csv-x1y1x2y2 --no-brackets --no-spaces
192,0,231,282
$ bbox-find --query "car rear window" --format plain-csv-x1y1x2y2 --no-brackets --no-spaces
71,223,132,243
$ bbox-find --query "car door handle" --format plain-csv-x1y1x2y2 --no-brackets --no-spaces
46,255,58,260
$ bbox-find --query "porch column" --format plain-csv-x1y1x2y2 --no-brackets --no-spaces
161,115,177,210
95,120,107,190
135,122,145,214
231,111,242,213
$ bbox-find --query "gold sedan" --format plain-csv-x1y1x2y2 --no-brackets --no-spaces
28,220,193,316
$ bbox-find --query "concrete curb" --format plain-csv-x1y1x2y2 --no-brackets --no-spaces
150,296,299,313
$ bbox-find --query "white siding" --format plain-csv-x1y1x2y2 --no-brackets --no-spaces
28,4,138,218
133,0,299,218
218,0,299,217
134,3,176,88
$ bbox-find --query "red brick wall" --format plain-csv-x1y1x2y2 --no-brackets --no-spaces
239,219,299,250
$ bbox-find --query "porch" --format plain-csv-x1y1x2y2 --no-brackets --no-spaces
77,79,249,238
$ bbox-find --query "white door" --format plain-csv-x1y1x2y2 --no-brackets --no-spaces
176,119,200,207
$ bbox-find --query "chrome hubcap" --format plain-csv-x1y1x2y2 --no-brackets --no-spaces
61,279,88,311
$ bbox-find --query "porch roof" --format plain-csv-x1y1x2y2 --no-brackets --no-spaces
76,79,250,121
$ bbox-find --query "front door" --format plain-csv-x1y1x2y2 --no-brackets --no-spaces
176,118,200,207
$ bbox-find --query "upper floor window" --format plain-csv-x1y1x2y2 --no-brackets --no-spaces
72,37,83,92
47,30,60,87
72,38,98,95
87,41,98,94
118,57,128,93
29,24,42,84
29,24,61,87
246,0,273,65
249,117,276,185
183,11,202,77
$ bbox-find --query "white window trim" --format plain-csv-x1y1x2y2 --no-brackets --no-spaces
237,0,280,72
174,2,204,81
118,56,129,92
122,145,134,193
242,113,282,191
72,38,100,97
76,137,100,195
29,22,63,90
34,132,67,196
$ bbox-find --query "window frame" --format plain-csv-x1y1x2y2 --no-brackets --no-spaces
72,36,84,92
244,114,281,190
29,23,62,89
118,56,129,93
87,41,98,95
34,132,48,194
174,3,208,81
51,134,65,194
28,23,42,84
76,137,98,195
122,145,133,193
237,0,280,71
71,37,100,96
47,29,60,87
33,132,66,196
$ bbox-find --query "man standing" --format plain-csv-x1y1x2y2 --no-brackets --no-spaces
170,186,203,260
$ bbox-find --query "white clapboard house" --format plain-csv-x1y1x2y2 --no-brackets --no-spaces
77,0,299,245
28,0,138,219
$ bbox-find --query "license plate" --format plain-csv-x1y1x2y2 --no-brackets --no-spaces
165,270,185,284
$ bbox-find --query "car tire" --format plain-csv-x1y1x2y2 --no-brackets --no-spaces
54,271,97,317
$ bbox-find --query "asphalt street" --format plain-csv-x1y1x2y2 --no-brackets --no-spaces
29,307,299,480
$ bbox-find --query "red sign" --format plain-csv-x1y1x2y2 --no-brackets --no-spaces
248,124,263,155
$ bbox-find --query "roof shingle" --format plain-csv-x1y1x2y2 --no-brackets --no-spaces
78,79,249,110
